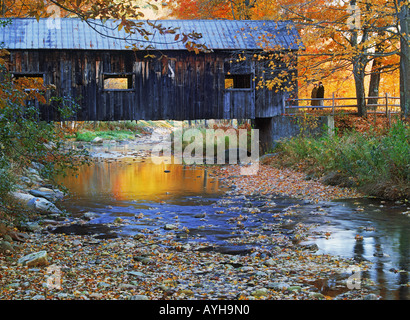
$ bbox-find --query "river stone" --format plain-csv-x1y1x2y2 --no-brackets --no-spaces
20,221,41,232
164,224,178,230
263,258,276,266
298,243,319,252
286,286,302,293
240,266,254,272
28,189,58,202
266,282,289,291
26,167,40,176
27,197,62,215
92,137,104,144
128,271,146,278
0,241,14,253
309,292,325,299
18,251,49,267
10,192,36,205
82,212,99,220
19,176,32,185
251,288,269,297
129,295,149,300
97,282,111,288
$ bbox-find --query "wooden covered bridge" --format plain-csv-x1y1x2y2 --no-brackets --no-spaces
1,18,301,123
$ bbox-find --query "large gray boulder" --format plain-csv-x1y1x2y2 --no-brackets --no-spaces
29,188,64,202
18,251,49,267
27,197,62,215
10,192,36,205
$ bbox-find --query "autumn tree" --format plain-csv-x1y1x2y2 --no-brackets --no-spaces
398,0,410,117
168,0,405,117
246,0,402,118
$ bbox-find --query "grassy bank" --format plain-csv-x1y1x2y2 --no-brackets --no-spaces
62,120,181,142
272,119,410,201
73,130,136,142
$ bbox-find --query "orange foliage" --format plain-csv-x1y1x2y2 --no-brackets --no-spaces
168,0,401,101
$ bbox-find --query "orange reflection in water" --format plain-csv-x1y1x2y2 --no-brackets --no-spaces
60,158,221,202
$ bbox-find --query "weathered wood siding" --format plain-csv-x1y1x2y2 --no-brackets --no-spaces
8,49,294,121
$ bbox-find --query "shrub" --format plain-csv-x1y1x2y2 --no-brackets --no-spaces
274,119,410,200
0,63,89,223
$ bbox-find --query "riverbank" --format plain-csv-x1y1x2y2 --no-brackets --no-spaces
0,135,383,301
209,163,363,203
0,224,376,300
269,118,410,201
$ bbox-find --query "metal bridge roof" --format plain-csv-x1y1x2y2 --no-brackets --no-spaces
0,18,302,51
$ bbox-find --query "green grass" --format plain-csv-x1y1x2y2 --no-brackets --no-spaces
75,130,135,142
274,120,410,200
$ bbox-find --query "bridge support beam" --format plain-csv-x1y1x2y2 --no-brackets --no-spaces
254,115,335,155
254,117,276,155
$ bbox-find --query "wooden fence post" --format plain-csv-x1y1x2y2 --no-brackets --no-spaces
332,92,335,115
385,92,389,117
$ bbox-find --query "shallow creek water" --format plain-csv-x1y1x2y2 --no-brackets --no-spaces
55,142,409,300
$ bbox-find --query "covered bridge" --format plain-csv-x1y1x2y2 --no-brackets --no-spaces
0,18,301,122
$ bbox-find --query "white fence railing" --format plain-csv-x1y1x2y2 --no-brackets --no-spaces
285,93,400,116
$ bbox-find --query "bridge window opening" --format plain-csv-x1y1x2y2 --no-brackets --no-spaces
12,73,45,90
225,74,251,89
103,73,133,90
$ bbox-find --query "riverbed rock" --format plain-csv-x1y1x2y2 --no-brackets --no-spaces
18,251,49,267
20,221,41,232
92,137,104,144
0,241,14,253
82,212,99,220
27,197,62,215
19,176,32,185
164,224,178,230
128,271,146,278
286,286,302,293
298,243,319,252
251,288,269,297
263,258,276,267
10,192,36,205
309,292,325,299
129,295,149,300
28,189,62,202
266,282,290,291
240,266,254,272
133,256,155,265
321,171,355,188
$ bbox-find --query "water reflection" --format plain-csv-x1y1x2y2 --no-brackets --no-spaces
60,158,221,204
57,154,409,300
308,199,409,300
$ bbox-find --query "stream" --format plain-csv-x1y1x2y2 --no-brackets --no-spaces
55,141,409,300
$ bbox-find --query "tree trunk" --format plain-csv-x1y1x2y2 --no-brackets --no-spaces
353,57,367,117
368,36,384,107
368,57,382,107
399,1,410,117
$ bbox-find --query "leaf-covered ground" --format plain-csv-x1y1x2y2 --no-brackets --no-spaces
0,227,374,300
0,162,376,300
211,163,363,203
